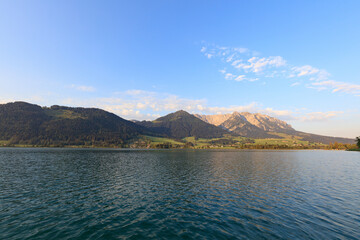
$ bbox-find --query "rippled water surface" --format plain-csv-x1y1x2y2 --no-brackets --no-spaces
1,148,360,239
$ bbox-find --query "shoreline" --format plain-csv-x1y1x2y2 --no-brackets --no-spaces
0,145,353,151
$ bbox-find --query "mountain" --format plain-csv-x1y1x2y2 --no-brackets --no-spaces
196,112,294,132
0,102,147,146
195,113,233,126
220,114,280,139
0,102,353,147
291,131,354,145
137,110,229,139
195,112,354,144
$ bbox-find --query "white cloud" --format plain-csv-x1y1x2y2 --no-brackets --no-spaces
0,98,14,104
60,89,347,125
231,60,242,66
226,54,235,62
201,44,359,97
225,73,236,80
262,108,294,118
234,75,246,81
219,69,249,82
298,111,343,122
201,45,287,83
61,90,259,120
0,95,46,105
234,56,286,73
125,89,154,96
234,47,248,53
291,65,330,82
310,80,360,95
204,103,258,115
291,65,319,77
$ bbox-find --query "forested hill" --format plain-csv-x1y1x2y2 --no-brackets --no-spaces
0,102,147,146
137,110,230,139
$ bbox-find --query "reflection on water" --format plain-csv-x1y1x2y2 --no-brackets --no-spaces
1,148,360,239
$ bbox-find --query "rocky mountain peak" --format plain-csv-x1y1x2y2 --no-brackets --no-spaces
194,111,295,133
193,113,232,126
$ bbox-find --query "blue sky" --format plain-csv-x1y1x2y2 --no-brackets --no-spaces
0,0,359,138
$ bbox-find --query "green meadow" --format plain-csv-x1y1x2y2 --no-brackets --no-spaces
136,135,328,149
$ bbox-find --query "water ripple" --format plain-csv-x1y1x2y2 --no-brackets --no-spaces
1,148,360,239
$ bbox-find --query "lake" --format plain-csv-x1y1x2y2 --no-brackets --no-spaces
1,148,359,239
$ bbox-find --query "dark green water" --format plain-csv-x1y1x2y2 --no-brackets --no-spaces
1,148,360,239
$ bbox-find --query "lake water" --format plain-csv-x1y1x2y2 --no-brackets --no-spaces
1,148,360,239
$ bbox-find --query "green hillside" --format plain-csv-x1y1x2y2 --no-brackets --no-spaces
0,102,147,147
137,110,230,139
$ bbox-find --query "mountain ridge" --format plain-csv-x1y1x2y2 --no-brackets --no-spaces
0,101,148,146
137,110,230,139
0,102,354,146
195,111,294,132
195,112,353,144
